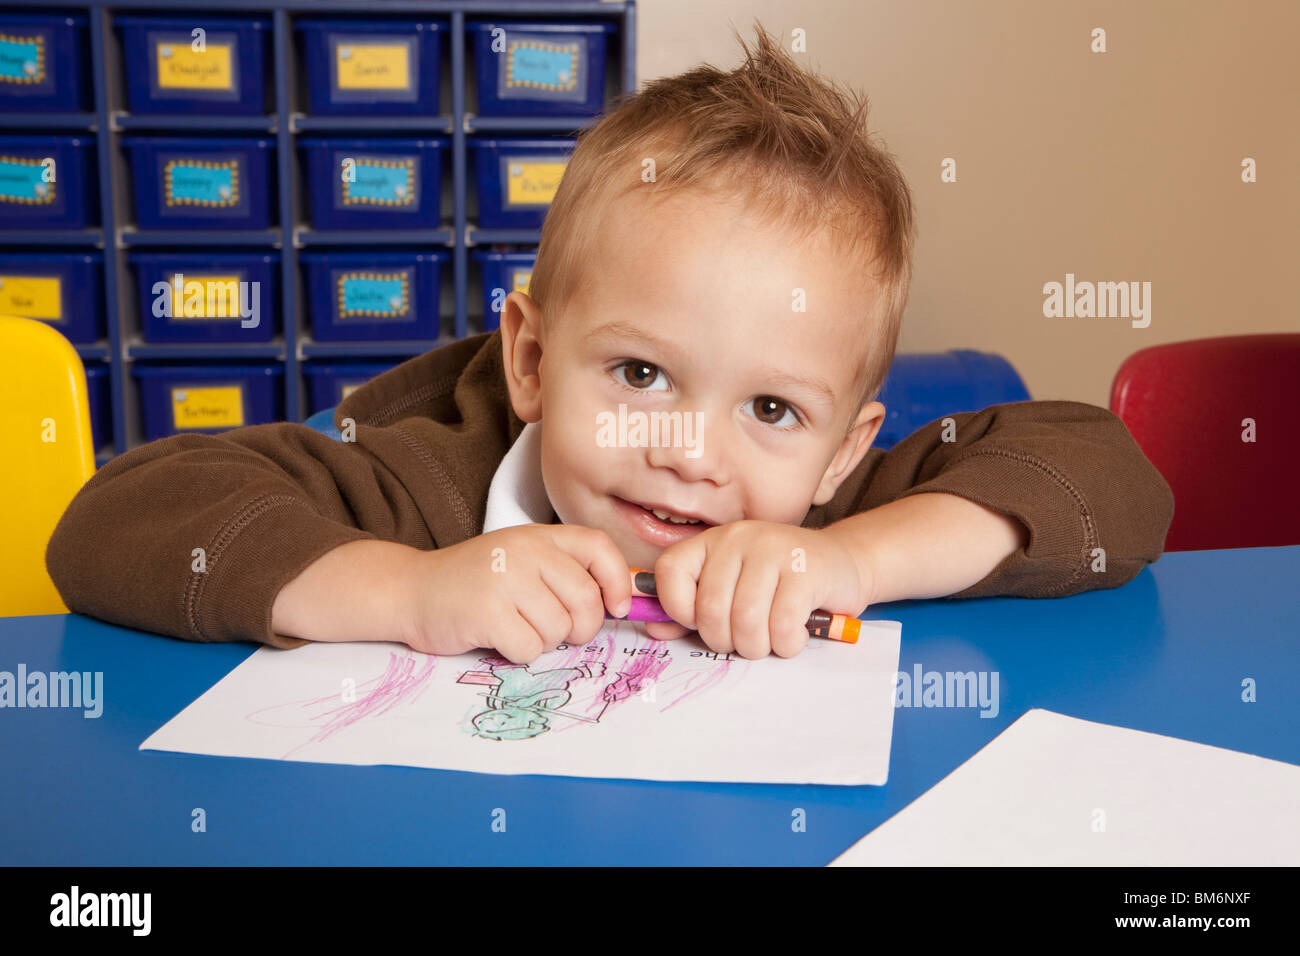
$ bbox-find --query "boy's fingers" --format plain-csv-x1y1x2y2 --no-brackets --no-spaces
730,561,781,659
491,611,546,664
643,620,689,641
539,556,608,644
693,548,742,653
552,526,632,618
769,574,812,658
653,542,709,630
515,581,575,653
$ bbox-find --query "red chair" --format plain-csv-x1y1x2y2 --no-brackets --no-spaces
1109,334,1300,552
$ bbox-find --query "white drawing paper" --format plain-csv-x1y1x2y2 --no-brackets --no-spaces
831,708,1300,865
142,619,902,785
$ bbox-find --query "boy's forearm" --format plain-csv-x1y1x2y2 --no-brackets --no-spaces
270,539,424,644
824,492,1028,606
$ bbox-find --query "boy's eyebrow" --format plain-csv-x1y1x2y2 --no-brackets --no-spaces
587,321,685,362
761,368,837,407
587,320,838,406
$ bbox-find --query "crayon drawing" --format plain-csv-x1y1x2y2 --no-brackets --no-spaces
455,629,741,740
140,619,902,785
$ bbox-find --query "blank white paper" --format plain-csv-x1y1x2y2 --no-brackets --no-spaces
831,708,1300,865
141,618,901,786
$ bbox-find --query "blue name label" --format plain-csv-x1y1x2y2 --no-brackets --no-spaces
507,41,578,90
342,158,416,207
338,271,411,319
0,157,52,203
165,160,238,207
0,35,43,83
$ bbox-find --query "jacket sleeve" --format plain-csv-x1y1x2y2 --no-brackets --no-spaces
46,422,437,650
820,400,1175,599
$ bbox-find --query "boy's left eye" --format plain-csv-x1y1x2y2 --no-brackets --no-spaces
747,397,799,428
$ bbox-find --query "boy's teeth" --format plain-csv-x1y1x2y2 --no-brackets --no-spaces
650,507,701,525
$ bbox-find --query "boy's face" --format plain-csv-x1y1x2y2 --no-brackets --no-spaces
501,187,886,571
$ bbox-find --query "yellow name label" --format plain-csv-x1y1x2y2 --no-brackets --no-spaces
0,274,61,319
171,385,244,429
506,161,567,206
336,43,410,90
156,42,234,91
171,275,243,319
513,271,532,295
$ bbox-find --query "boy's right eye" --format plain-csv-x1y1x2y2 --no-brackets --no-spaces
613,360,669,392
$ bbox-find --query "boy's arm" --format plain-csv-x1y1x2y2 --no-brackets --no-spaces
45,423,437,649
811,400,1175,602
823,492,1029,606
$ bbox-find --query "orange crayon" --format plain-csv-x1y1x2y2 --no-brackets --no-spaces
625,568,861,644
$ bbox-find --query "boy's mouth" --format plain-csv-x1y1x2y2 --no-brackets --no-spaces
611,496,715,547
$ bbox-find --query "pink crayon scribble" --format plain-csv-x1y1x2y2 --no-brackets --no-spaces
599,645,671,706
245,651,437,758
600,626,743,714
557,627,730,730
656,655,737,712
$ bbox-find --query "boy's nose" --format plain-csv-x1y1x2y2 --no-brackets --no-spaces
643,415,728,485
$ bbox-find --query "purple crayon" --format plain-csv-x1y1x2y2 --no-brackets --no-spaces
624,595,674,623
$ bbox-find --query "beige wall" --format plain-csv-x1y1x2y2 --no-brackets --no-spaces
627,0,1299,406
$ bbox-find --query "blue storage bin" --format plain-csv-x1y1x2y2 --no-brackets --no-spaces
130,251,279,344
300,137,446,230
469,20,614,117
0,251,104,343
123,136,275,230
83,361,111,450
133,362,283,441
469,137,572,229
116,14,269,115
472,248,535,331
304,361,400,413
296,18,442,116
0,12,92,112
0,135,96,229
301,249,445,342
874,351,1032,450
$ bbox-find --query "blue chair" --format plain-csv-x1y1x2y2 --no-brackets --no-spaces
874,350,1030,449
301,350,1031,450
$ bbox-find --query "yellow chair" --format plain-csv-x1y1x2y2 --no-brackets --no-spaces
0,314,96,615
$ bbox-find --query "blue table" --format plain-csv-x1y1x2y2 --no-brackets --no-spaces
2,546,1297,865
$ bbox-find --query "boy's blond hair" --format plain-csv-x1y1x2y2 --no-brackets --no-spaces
527,21,916,413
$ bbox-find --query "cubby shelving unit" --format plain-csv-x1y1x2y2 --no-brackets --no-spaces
0,0,637,465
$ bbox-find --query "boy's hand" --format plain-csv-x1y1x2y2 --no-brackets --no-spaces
645,521,874,659
398,524,632,664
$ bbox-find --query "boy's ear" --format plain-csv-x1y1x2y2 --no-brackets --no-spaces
499,291,545,424
812,401,886,506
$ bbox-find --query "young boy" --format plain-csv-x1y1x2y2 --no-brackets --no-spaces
46,26,1173,664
